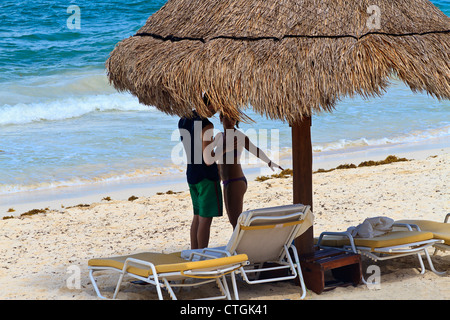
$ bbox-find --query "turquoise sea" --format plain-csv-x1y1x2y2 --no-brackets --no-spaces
0,1,449,205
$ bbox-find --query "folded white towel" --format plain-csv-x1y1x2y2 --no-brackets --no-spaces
347,216,394,238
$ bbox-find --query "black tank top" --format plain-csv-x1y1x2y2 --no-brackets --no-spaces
178,111,220,184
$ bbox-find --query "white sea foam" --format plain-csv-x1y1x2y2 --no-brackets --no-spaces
0,92,151,126
0,70,112,102
0,69,156,125
311,125,450,153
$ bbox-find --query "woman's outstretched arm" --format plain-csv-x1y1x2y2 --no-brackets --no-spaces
244,135,284,171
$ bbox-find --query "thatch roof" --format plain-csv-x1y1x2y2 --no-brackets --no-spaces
106,0,450,123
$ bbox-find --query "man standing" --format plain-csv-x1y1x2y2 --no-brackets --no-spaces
178,97,222,249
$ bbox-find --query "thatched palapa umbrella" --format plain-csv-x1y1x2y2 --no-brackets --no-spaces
106,0,450,255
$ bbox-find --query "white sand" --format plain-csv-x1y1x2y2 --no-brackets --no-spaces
0,149,448,300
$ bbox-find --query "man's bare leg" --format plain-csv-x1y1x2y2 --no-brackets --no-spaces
190,215,213,249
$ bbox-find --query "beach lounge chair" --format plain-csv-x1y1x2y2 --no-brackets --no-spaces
397,213,450,255
88,251,249,300
182,203,313,299
316,223,445,279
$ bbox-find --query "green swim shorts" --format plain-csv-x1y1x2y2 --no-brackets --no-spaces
188,179,223,218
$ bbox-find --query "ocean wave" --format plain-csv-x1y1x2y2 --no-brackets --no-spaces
0,92,151,126
273,125,450,157
312,125,450,152
0,69,115,104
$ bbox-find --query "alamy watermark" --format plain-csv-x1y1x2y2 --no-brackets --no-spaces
67,5,81,30
60,3,386,296
64,4,382,32
171,126,281,175
66,265,81,290
367,5,381,30
366,265,381,290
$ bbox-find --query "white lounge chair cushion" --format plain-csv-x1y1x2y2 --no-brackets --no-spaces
226,204,312,262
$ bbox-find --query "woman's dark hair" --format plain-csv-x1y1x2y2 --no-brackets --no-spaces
220,112,240,128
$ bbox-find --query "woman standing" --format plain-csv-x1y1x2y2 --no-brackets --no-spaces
204,113,283,229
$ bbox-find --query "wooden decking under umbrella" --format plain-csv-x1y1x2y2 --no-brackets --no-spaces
105,0,450,255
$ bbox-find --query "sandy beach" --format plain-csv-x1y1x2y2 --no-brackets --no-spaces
0,148,448,301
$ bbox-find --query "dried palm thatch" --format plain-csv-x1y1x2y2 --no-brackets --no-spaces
106,0,450,123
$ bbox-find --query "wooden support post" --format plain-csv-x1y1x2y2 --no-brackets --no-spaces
291,116,314,256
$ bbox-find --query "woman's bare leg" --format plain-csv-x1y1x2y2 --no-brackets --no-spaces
223,180,247,229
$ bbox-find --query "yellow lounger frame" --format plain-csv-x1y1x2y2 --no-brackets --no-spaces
88,252,249,300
